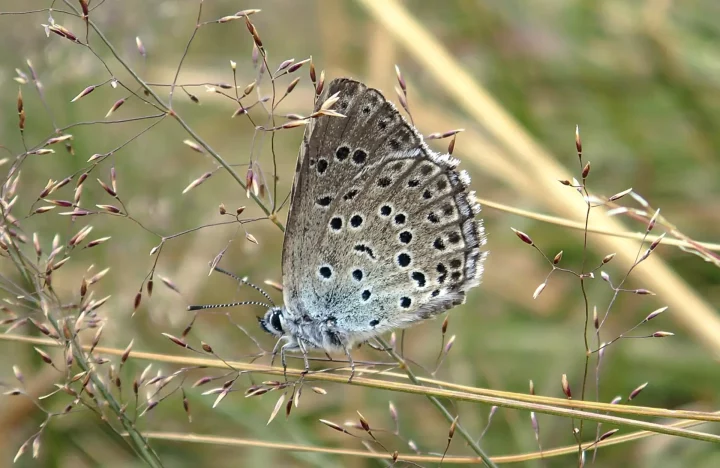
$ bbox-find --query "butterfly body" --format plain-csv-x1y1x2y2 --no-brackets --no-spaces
260,78,487,372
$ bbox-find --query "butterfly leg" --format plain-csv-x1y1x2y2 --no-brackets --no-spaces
270,338,287,380
279,345,289,382
270,338,282,366
365,341,393,352
297,339,311,377
343,345,356,383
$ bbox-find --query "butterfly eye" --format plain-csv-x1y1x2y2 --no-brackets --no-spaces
270,310,284,333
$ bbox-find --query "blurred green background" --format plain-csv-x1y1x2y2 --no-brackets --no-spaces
0,0,719,466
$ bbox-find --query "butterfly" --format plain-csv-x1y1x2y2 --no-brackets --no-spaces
255,78,487,378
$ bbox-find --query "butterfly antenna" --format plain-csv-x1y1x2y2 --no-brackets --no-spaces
187,300,272,311
212,266,276,306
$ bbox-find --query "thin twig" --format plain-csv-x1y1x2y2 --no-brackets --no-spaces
376,338,498,467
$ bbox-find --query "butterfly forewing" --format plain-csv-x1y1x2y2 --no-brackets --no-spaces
282,78,486,346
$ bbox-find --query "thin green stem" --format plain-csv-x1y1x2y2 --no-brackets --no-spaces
377,337,498,467
62,0,285,233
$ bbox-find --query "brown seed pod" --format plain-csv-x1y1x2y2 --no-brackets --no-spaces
511,228,534,246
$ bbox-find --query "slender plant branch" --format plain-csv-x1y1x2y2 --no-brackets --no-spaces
2,333,718,444
139,412,717,465
61,0,285,233
376,337,497,467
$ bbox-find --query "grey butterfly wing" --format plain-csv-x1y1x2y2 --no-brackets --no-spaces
282,79,399,311
282,78,486,345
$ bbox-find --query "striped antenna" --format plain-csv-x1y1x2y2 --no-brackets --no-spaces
187,300,272,311
213,266,276,307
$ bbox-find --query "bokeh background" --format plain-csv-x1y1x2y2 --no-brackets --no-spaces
1,0,719,466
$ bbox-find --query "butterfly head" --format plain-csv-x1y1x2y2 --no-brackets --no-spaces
259,306,286,338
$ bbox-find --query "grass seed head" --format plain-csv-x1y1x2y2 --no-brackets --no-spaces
561,374,572,399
